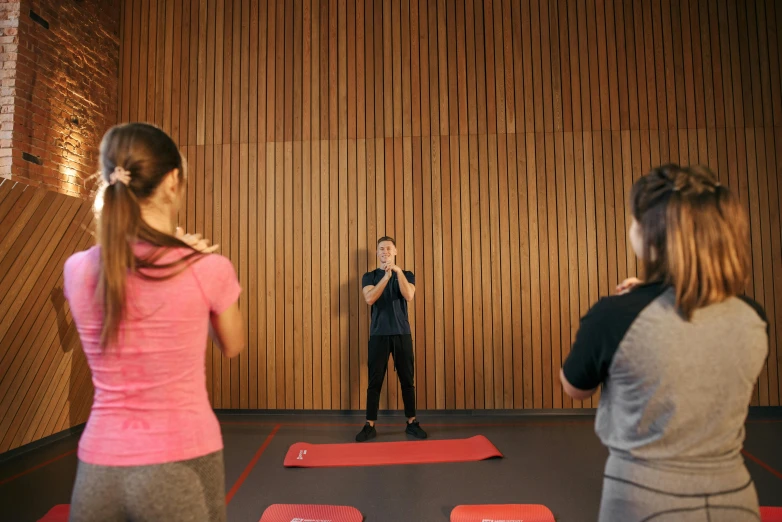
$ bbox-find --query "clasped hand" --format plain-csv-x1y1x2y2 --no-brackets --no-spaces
380,262,401,278
175,227,220,253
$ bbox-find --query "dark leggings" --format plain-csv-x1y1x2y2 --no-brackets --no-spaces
69,450,226,522
366,334,416,421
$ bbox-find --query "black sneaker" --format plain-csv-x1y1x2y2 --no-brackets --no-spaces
355,422,377,442
405,420,427,439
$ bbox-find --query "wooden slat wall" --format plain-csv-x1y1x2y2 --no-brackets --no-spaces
117,0,782,410
0,179,95,453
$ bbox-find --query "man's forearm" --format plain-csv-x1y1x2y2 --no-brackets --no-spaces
365,275,391,305
396,271,415,301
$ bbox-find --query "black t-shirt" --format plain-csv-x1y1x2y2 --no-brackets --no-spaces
361,269,415,336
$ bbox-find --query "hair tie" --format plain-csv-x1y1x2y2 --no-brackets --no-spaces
109,166,131,186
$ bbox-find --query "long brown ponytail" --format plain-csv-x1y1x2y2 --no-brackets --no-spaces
630,164,751,319
98,123,203,347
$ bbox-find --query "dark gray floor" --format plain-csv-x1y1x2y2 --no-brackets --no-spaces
1,413,781,522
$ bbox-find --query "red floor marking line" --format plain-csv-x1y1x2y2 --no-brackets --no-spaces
742,449,782,481
0,449,77,486
221,418,782,427
422,420,586,428
221,421,361,427
219,420,593,428
225,424,280,505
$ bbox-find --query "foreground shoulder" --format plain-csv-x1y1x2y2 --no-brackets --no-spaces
64,246,99,276
580,283,668,334
188,253,238,283
199,252,235,270
362,271,378,287
737,295,768,324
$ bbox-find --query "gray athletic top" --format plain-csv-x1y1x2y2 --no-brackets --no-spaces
563,283,768,479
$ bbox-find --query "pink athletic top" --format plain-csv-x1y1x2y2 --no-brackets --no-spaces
63,244,241,466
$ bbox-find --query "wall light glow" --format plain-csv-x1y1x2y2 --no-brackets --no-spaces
93,182,106,215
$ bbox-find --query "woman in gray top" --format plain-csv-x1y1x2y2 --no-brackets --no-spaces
561,164,768,522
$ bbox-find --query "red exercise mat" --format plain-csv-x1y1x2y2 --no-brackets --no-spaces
37,505,69,522
762,507,782,522
259,504,363,522
450,504,555,522
284,435,502,468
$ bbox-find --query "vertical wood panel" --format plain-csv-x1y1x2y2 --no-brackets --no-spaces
294,141,304,409
554,131,569,409
467,135,484,407
72,0,782,421
138,0,149,123
347,139,358,409
312,139,323,409
357,140,368,410
256,143,267,408
489,134,504,408
450,136,465,408
420,136,433,407
498,135,514,407
769,129,782,405
0,181,95,452
440,137,454,408
295,0,305,143
265,144,276,407
479,133,494,407
284,142,294,408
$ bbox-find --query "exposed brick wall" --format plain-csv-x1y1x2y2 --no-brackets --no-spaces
0,0,120,198
0,1,21,176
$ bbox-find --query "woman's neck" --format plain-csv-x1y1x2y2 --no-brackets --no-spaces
140,205,175,235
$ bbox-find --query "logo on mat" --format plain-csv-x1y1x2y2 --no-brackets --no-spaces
290,519,331,522
297,449,307,460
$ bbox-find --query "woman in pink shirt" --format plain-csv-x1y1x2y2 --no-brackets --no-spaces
64,123,245,521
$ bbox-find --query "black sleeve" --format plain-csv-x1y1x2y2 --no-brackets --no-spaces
562,299,617,391
562,283,667,391
361,272,374,289
404,271,415,285
738,295,769,334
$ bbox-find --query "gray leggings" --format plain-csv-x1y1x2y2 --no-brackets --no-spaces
69,450,226,522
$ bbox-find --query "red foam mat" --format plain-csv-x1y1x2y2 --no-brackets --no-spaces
37,505,70,522
259,504,363,522
284,435,502,468
762,507,782,522
451,504,555,522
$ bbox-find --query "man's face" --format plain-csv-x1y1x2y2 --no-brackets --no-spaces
377,241,397,265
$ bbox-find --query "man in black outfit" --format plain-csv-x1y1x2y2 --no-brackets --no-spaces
355,236,427,442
